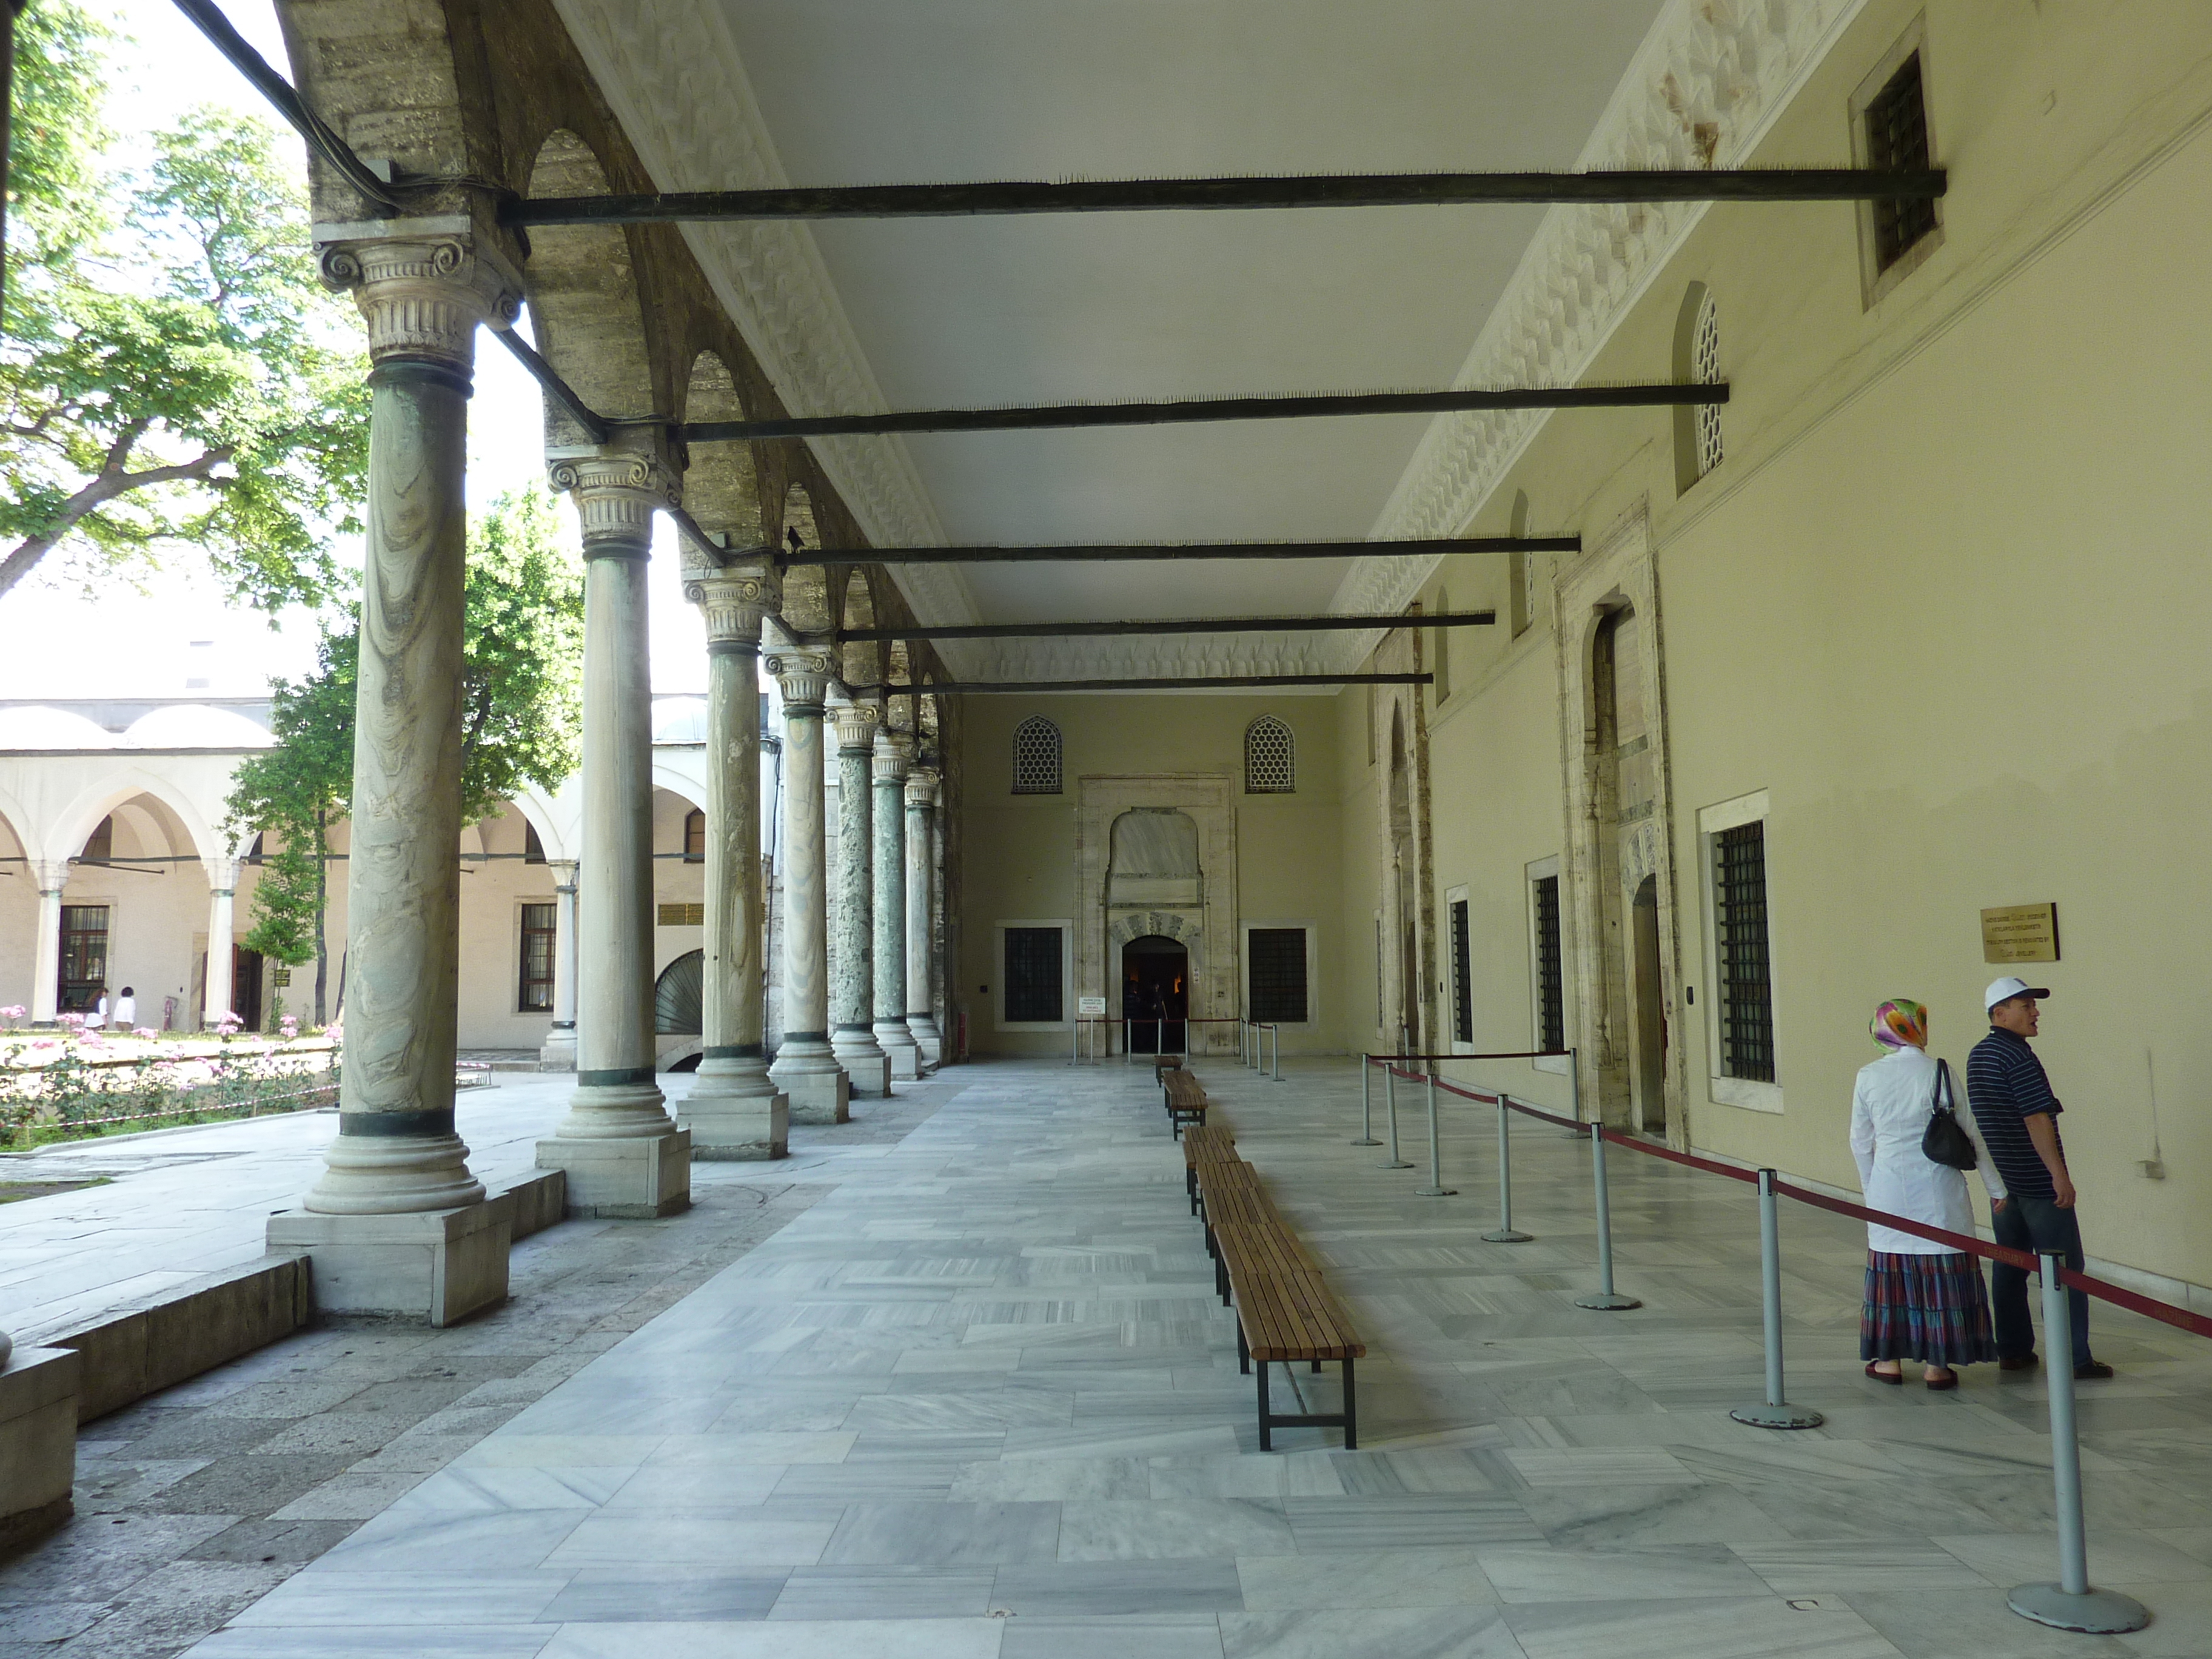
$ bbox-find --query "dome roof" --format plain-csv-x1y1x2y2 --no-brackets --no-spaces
122,705,273,749
651,698,709,743
0,707,116,749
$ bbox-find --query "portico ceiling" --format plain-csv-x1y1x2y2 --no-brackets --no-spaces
546,0,1713,672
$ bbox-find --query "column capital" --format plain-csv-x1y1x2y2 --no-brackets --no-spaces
319,231,521,377
904,768,940,810
200,857,241,893
766,649,836,714
549,444,683,557
30,859,68,894
549,859,580,893
872,728,913,784
827,695,883,755
686,561,781,651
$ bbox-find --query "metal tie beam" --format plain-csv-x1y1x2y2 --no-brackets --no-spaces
845,611,1495,643
883,674,1430,694
682,383,1721,443
507,169,1948,227
779,534,1578,565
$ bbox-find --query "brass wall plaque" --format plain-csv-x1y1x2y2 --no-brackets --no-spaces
1982,903,2059,964
657,902,705,927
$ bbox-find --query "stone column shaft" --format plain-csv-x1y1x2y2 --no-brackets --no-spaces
829,697,889,1095
679,566,788,1157
905,769,942,1068
201,868,238,1028
766,646,850,1123
873,731,919,1077
29,862,65,1027
538,860,579,1068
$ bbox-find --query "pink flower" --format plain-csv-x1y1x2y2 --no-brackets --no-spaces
58,1013,85,1030
0,1005,24,1021
134,1027,159,1040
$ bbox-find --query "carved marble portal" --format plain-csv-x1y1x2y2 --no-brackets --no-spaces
1075,775,1236,1054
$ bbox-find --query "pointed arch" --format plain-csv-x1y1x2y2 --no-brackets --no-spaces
777,484,831,634
840,569,882,688
522,129,659,427
680,349,763,553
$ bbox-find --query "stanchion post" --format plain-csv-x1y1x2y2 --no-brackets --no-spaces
1416,1065,1455,1196
1482,1095,1531,1242
1353,1056,1381,1147
1380,1067,1413,1168
1271,1024,1282,1082
1561,1045,1585,1138
1572,1123,1640,1310
1729,1169,1823,1429
2006,1252,2150,1633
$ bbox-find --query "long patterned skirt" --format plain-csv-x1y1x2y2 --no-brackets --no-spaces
1861,1250,1997,1365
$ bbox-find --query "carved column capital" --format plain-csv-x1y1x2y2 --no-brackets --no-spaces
873,728,913,785
549,859,579,895
766,649,836,714
827,696,883,755
904,768,940,811
685,562,782,652
549,446,683,558
320,235,520,375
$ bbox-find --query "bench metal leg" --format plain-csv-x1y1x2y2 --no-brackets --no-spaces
1343,1358,1357,1449
1257,1359,1272,1452
1236,1321,1248,1375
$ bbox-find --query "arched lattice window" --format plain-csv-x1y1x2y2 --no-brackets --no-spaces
1011,716,1062,795
1692,290,1723,479
1244,716,1295,794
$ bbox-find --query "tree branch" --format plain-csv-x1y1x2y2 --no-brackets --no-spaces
0,440,235,600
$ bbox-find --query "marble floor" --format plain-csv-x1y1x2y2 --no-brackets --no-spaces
170,1057,2212,1658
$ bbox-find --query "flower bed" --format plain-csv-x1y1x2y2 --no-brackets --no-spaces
0,1017,343,1146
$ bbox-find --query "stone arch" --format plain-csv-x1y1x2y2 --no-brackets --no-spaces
48,768,231,873
679,349,763,555
883,640,914,734
522,129,659,431
840,569,882,689
505,786,573,865
0,781,38,866
1106,910,1202,954
777,484,831,634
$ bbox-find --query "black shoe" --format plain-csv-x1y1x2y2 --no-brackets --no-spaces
1998,1353,2038,1372
2074,1361,2114,1380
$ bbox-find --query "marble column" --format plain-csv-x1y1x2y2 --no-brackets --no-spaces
678,565,789,1158
201,862,238,1028
828,695,890,1096
904,768,942,1069
873,729,920,1079
765,642,850,1123
28,862,65,1027
537,446,691,1217
538,859,579,1069
268,234,515,1326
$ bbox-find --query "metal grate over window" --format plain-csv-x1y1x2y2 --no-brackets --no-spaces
1244,716,1295,794
1450,899,1472,1044
519,903,557,1012
1532,877,1564,1054
1247,928,1308,1024
1867,53,1937,270
1692,292,1723,480
1004,927,1064,1022
1714,821,1777,1082
1012,716,1062,795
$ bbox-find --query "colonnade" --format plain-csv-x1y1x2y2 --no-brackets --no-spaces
260,226,944,1321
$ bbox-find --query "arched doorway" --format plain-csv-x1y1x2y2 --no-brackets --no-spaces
1122,934,1188,1054
655,950,703,1036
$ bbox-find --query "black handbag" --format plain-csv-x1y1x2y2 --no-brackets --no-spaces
1922,1057,1978,1170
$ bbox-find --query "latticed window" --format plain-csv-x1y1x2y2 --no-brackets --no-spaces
1714,821,1777,1082
1247,928,1308,1023
1012,716,1062,795
1692,292,1723,480
518,903,557,1013
1450,899,1472,1044
1867,53,1937,270
1004,927,1064,1022
1244,716,1295,794
1532,876,1564,1053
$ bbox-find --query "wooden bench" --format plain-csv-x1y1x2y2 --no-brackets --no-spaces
1216,1236,1364,1450
1181,1125,1238,1213
1161,1068,1208,1139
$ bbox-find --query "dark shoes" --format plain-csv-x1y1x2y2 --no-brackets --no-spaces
2074,1361,2115,1380
1999,1353,2039,1372
1865,1361,1903,1384
1925,1368,1959,1391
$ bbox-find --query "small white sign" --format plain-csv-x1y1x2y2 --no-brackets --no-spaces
1077,996,1107,1017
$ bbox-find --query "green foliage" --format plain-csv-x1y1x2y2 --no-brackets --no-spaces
225,628,355,971
1,3,369,606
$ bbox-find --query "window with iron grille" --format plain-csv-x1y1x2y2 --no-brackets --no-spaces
1692,292,1723,479
519,903,557,1012
59,904,109,1013
1004,927,1063,1022
1713,820,1777,1082
1244,716,1295,794
1866,53,1937,270
683,808,706,862
1532,876,1564,1054
1450,899,1472,1044
1012,716,1062,794
1247,928,1307,1023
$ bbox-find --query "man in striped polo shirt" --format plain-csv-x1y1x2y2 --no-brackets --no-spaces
1966,977,2111,1379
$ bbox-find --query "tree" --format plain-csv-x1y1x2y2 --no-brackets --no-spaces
224,489,585,1023
0,0,369,605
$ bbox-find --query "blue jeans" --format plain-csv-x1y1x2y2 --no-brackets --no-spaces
1991,1195,2093,1369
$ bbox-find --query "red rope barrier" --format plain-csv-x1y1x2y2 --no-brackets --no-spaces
1363,1050,1569,1064
1598,1127,1757,1185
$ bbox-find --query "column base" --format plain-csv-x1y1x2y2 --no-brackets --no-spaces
266,1200,511,1325
877,1019,921,1080
910,1017,943,1071
0,1347,79,1555
539,1023,578,1071
537,1127,692,1218
679,1067,790,1160
831,1027,892,1098
771,1039,851,1124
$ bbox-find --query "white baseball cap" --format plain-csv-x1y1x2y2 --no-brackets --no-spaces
1985,976,2051,1011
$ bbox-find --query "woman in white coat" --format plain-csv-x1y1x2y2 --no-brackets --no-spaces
1852,999,2005,1389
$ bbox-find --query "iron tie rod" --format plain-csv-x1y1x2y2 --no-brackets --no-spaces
845,611,1495,643
778,535,1579,565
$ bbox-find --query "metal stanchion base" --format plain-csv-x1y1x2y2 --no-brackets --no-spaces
1729,1401,1825,1430
1572,1292,1642,1310
1481,1228,1533,1243
2006,1585,2150,1634
1416,1186,1456,1198
1350,1137,1382,1147
1378,1158,1415,1170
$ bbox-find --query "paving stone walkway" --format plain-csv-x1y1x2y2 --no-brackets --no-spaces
13,1056,2212,1657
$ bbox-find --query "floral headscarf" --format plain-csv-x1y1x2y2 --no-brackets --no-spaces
1871,999,1928,1051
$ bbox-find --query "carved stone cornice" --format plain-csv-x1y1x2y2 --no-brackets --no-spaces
686,563,781,649
826,696,882,755
903,769,940,811
549,448,683,555
766,649,836,714
319,232,521,372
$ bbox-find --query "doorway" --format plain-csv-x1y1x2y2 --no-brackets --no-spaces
232,946,265,1031
1122,934,1188,1054
1631,876,1667,1134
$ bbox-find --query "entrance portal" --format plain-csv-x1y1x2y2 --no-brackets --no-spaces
1122,934,1188,1054
1631,876,1666,1134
